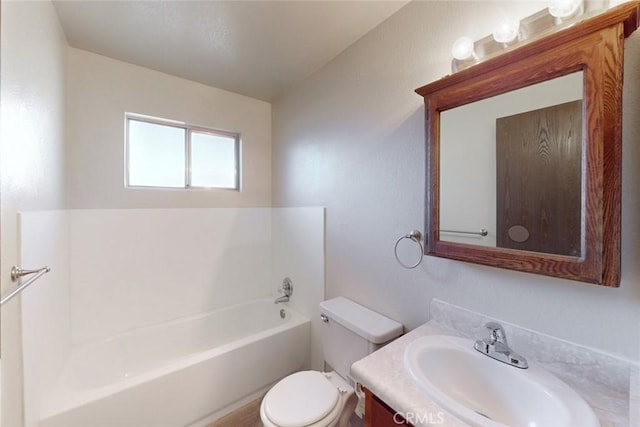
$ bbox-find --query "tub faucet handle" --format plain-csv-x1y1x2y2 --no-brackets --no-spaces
280,277,293,297
275,277,293,304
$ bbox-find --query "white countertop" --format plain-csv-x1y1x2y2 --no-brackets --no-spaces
351,315,631,427
351,321,468,427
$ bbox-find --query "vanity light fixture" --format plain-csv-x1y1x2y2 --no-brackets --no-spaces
451,36,476,60
450,0,596,72
492,17,520,44
548,0,584,20
451,36,478,71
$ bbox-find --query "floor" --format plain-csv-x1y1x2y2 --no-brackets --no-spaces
208,396,364,427
208,398,262,427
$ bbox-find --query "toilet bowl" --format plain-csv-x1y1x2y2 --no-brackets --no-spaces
260,371,357,427
260,297,403,427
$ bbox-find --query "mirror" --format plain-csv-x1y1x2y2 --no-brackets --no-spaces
416,3,640,286
440,72,583,255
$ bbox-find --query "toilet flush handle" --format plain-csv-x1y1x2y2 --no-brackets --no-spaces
320,313,329,323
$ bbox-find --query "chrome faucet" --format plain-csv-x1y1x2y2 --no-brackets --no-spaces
474,322,528,369
274,277,293,304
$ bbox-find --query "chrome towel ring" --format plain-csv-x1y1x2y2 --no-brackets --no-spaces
394,230,424,269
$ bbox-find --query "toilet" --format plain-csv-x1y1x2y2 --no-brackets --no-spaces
260,297,403,427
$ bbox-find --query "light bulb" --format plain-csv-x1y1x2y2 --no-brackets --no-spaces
548,0,583,18
451,37,475,61
492,18,520,44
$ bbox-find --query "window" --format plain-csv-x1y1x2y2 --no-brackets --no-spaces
125,114,240,190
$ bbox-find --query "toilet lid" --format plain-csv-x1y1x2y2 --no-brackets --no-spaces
264,371,340,427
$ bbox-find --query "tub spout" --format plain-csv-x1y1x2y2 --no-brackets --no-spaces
274,295,290,304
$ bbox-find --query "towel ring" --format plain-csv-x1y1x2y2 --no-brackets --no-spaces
394,230,424,269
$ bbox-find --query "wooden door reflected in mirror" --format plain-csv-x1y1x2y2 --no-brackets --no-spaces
496,100,582,256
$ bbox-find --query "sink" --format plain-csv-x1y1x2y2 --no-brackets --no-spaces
404,335,600,427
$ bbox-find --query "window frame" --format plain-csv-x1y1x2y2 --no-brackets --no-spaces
125,113,241,191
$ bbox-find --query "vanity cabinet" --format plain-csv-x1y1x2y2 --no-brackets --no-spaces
364,388,412,427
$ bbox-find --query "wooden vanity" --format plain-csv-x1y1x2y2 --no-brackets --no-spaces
364,388,412,427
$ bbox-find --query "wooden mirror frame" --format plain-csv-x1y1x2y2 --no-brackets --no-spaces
416,2,640,287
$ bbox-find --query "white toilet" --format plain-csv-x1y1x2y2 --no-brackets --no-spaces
260,297,403,427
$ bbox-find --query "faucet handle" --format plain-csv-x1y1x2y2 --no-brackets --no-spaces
279,277,293,297
484,322,508,345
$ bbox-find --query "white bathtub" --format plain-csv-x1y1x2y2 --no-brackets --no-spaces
40,299,310,427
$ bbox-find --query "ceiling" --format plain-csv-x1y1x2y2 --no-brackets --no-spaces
53,0,408,102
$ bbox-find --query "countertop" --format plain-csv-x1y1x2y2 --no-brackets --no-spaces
350,301,633,427
352,321,468,427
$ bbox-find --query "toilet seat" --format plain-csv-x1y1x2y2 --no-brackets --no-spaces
261,371,353,427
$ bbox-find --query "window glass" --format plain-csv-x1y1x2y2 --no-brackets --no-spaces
128,120,186,188
126,115,240,191
190,132,237,188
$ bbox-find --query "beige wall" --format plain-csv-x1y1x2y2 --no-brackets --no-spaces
65,48,272,209
0,1,69,425
272,1,640,360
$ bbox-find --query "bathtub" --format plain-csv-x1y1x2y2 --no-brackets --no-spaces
40,299,310,427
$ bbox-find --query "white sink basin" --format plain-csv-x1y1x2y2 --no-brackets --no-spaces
404,335,600,427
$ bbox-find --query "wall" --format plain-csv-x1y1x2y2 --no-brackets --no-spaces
272,0,640,361
66,207,325,348
19,212,70,427
65,48,272,209
0,1,68,426
68,208,272,344
271,207,325,370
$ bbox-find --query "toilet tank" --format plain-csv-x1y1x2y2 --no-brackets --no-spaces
319,297,403,383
